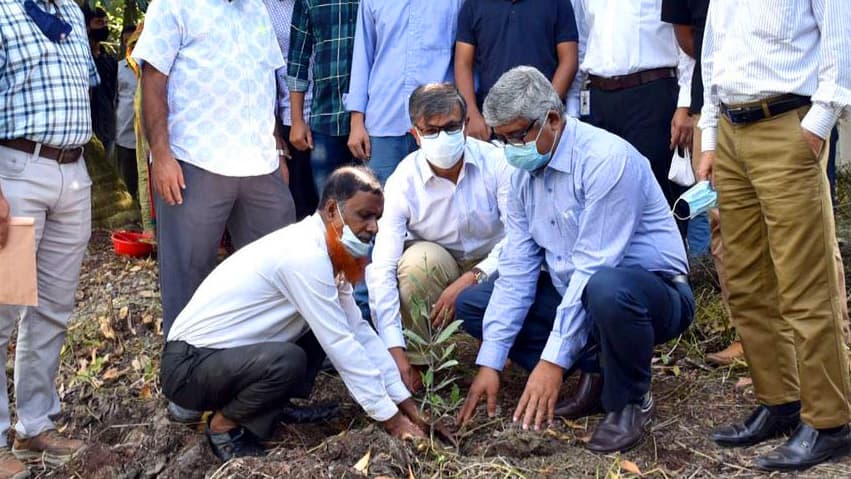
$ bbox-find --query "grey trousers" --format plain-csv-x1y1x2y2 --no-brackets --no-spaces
156,161,295,335
0,145,91,442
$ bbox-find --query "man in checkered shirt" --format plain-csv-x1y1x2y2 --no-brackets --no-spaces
0,0,97,475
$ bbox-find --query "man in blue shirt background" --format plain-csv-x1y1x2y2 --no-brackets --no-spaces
345,0,463,185
455,67,694,454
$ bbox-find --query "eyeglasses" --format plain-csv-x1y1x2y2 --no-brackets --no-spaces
491,119,539,148
415,122,464,140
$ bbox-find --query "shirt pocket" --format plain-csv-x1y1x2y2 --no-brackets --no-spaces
747,1,794,43
556,207,580,247
466,189,499,238
416,9,457,51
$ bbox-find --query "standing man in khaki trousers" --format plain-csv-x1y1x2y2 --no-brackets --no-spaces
698,0,851,471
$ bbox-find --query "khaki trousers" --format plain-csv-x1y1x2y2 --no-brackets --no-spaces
397,241,478,365
715,106,851,427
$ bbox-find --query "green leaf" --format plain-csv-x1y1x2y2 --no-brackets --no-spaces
436,359,459,372
435,320,463,344
423,368,434,388
440,343,457,361
432,376,455,392
404,329,428,346
450,383,461,404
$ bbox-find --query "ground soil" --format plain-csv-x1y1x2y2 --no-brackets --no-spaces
11,182,851,478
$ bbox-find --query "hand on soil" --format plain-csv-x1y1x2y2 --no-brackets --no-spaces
514,360,563,431
456,366,500,427
383,411,427,440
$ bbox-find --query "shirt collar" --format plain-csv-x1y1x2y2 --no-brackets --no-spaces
545,117,577,174
415,140,481,185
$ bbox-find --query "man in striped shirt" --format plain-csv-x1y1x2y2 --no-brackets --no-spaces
698,0,851,470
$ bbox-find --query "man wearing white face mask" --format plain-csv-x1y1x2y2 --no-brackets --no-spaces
365,83,512,392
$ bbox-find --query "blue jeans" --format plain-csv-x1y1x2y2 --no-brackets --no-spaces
311,132,358,194
687,212,711,258
456,267,694,412
368,134,418,185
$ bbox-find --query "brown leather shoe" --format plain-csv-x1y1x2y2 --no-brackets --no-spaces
706,340,744,366
554,372,603,419
587,393,654,453
0,449,29,479
12,430,85,466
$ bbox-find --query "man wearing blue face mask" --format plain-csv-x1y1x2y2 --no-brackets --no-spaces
365,84,511,393
456,67,694,454
161,167,430,461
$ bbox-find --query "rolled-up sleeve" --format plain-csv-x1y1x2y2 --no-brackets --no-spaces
540,154,645,369
476,174,543,371
286,0,313,93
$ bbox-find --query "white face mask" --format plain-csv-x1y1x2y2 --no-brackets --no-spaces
417,126,466,169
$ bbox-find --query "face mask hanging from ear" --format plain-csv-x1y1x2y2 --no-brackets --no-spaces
336,203,373,258
24,0,72,43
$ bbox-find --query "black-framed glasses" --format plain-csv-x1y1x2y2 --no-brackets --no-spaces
492,119,539,148
415,122,464,140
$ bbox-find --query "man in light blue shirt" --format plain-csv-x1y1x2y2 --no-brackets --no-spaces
455,67,694,454
345,0,463,184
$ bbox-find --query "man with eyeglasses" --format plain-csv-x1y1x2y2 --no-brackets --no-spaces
365,83,511,393
455,67,694,454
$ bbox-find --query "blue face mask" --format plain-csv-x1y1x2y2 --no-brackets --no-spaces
673,180,718,220
24,0,72,43
503,116,556,171
336,204,373,258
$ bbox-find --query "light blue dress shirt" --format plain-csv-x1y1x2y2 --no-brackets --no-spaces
477,118,688,371
344,0,462,137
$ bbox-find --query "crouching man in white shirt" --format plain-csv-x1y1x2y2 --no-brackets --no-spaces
366,83,512,392
161,166,427,461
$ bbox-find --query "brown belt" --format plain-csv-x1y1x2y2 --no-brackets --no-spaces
0,139,83,164
588,67,678,92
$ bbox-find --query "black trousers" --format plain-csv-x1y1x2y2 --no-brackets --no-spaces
456,267,694,412
280,123,319,220
160,332,326,439
585,77,687,237
115,145,138,200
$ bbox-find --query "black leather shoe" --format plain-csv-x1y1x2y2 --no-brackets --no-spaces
587,393,653,453
280,401,340,424
711,405,800,447
554,372,603,420
757,424,851,471
205,425,266,462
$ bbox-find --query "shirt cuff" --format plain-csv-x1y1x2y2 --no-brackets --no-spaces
539,332,583,370
677,87,691,109
801,102,841,141
378,320,407,350
365,394,399,423
286,76,311,93
386,379,412,405
475,341,510,371
701,127,717,152
474,256,498,278
344,93,367,114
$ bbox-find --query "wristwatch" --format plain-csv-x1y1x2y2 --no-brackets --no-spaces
471,268,488,284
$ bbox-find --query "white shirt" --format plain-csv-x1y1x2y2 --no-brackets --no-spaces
366,138,512,349
115,59,137,149
567,0,693,115
698,0,851,151
132,0,284,177
168,215,411,422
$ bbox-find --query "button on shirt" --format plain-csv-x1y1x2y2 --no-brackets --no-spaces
169,214,411,422
477,118,688,371
456,0,579,107
132,0,284,177
568,0,693,115
366,138,512,349
0,0,99,147
345,0,462,136
264,0,313,127
698,0,851,151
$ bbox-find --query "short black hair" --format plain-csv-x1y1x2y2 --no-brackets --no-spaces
319,165,382,211
82,5,107,24
122,24,138,36
408,83,467,126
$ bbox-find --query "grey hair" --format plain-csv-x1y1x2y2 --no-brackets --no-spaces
408,83,467,126
482,66,564,127
319,165,382,211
